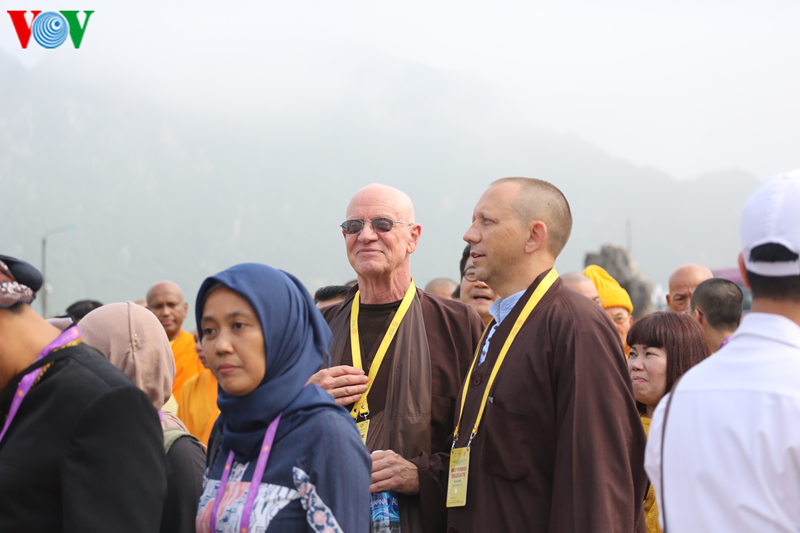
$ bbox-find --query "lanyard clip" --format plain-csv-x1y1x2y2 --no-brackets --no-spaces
351,402,370,420
467,430,477,448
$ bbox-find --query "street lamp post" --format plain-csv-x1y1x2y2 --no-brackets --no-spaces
41,224,76,318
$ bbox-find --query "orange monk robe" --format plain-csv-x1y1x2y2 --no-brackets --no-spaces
178,368,220,445
169,330,205,399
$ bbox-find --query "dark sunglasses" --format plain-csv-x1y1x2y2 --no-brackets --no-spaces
340,217,414,235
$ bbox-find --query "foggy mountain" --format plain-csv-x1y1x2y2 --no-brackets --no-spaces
0,50,759,323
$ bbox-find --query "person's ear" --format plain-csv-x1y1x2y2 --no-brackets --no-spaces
738,252,751,289
524,220,548,255
407,224,422,254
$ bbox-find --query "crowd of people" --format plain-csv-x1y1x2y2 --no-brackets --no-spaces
0,170,798,532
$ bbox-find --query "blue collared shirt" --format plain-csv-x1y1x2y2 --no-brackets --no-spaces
478,288,527,365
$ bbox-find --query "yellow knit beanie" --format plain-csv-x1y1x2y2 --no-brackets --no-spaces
582,265,633,313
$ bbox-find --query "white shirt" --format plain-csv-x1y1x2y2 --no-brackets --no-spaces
478,289,526,365
645,312,800,532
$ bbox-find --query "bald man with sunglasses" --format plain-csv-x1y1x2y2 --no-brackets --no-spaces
308,183,483,533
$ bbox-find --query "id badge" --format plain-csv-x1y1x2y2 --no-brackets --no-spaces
446,447,470,507
357,419,370,445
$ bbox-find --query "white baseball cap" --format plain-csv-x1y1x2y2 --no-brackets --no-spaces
741,169,800,277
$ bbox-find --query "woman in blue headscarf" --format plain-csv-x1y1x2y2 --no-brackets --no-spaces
194,263,370,533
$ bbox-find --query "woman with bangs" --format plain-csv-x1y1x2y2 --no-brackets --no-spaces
627,312,710,533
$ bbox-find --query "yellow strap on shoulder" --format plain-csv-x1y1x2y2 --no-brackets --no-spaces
453,269,559,443
349,281,417,420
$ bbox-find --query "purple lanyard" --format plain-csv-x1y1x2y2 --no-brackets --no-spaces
0,326,81,445
208,413,282,533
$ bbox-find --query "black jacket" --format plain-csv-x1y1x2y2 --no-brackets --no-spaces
162,431,205,532
0,344,167,532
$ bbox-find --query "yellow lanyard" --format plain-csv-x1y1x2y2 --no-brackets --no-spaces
349,280,417,420
452,269,559,446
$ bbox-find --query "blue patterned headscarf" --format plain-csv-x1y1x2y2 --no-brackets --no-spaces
196,263,340,462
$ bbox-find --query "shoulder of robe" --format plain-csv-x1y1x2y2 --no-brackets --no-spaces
546,282,611,324
319,300,347,325
418,290,481,326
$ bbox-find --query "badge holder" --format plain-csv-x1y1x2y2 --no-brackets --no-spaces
446,432,474,507
356,410,370,444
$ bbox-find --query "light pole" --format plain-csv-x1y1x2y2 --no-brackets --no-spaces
41,224,76,318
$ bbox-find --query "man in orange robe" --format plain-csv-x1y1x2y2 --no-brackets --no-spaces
178,331,219,444
146,281,204,399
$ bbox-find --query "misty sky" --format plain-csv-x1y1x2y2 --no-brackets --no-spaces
2,0,798,322
2,0,798,181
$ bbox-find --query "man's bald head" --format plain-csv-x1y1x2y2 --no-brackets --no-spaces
491,177,573,257
346,184,416,223
561,272,601,304
667,263,713,313
146,281,184,303
343,183,421,292
146,281,188,341
424,278,458,299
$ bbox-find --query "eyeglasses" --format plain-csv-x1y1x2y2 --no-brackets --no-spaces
611,312,630,324
683,308,704,318
462,267,477,282
340,218,414,235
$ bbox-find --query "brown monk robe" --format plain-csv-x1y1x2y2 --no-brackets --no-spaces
420,272,647,532
323,286,482,533
424,177,647,533
311,184,485,533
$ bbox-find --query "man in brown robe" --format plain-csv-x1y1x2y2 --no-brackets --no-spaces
308,184,484,533
416,178,647,532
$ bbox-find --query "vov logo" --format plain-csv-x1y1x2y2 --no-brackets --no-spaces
7,10,94,49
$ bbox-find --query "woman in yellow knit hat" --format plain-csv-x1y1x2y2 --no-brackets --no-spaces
583,265,634,352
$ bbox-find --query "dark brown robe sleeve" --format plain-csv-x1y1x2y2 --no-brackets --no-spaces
546,305,647,532
412,448,453,533
413,295,484,533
